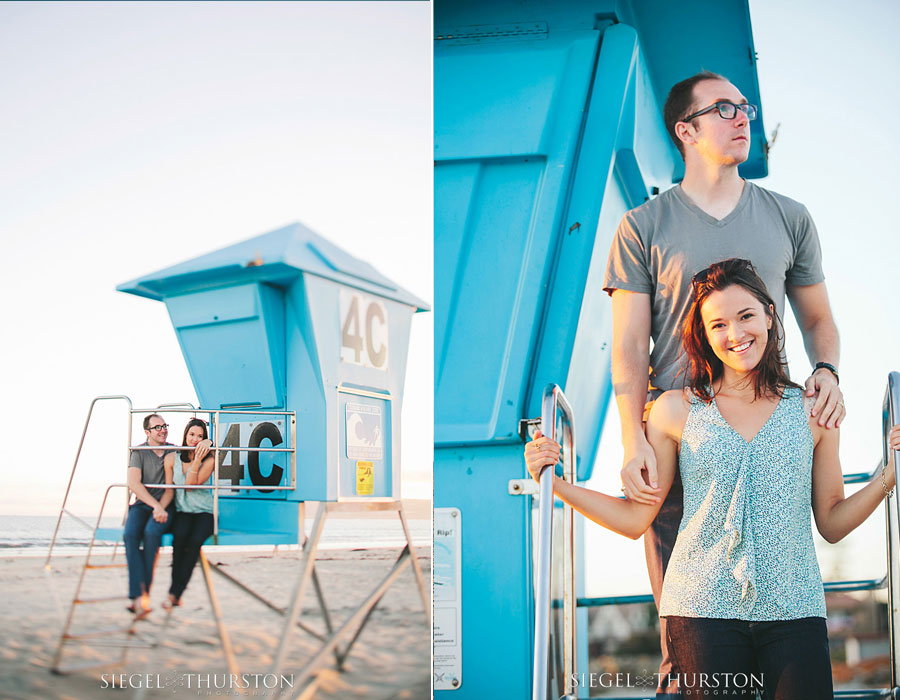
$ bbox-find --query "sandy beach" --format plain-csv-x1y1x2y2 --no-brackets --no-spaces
0,544,431,700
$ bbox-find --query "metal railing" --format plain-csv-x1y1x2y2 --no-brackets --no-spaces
533,384,576,700
47,398,297,563
130,406,297,539
47,396,134,566
883,371,900,691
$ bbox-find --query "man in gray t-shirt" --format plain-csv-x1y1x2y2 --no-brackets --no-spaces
124,413,176,616
602,71,844,698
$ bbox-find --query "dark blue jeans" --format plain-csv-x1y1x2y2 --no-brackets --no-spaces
666,616,833,700
124,501,173,600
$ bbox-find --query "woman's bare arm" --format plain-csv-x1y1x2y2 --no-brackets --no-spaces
812,423,900,543
524,391,685,539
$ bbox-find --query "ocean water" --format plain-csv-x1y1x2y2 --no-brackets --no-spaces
0,514,432,556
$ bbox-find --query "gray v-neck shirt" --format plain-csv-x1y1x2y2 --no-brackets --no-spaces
129,441,174,501
603,181,824,396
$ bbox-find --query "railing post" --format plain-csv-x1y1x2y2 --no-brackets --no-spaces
213,410,220,539
885,371,900,692
533,384,577,700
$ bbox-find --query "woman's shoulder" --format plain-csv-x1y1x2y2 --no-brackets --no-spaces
649,390,691,432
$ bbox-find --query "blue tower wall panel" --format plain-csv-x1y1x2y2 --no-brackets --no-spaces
434,445,534,699
435,32,602,445
166,283,286,410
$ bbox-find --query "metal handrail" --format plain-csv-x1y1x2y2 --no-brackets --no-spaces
883,371,900,690
533,384,576,700
129,446,292,452
46,396,133,566
844,460,888,485
130,406,296,537
576,575,890,608
132,407,293,416
47,398,297,561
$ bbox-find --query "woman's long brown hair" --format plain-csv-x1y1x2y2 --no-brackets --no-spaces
180,418,209,464
682,258,800,403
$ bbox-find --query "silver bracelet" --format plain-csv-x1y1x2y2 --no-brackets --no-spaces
882,464,894,499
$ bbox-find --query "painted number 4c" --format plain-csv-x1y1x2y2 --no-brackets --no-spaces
340,290,389,370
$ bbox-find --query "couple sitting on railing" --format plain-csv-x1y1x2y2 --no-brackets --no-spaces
527,259,900,698
125,415,215,618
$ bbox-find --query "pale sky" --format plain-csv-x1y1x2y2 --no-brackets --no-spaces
584,0,900,596
0,1,432,515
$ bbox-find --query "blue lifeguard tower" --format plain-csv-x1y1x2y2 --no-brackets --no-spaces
48,222,430,689
434,1,900,698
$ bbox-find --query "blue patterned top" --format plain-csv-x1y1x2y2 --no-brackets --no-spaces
658,387,826,620
173,453,214,514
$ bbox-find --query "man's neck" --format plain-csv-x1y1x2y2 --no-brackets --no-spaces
679,162,745,221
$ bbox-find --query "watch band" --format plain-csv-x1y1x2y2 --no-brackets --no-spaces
814,361,839,384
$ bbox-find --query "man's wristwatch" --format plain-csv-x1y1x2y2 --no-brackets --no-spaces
814,361,839,384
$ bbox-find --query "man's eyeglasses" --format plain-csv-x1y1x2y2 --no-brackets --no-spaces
148,424,170,432
682,101,758,122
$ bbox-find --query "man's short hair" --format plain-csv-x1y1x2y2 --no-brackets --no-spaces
143,413,163,431
663,70,729,159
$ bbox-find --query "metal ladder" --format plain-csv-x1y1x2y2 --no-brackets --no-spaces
532,371,900,700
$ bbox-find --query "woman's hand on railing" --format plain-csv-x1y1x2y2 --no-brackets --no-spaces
880,425,900,494
195,439,212,461
525,430,561,482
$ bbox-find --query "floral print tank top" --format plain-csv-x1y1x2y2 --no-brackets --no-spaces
658,387,826,620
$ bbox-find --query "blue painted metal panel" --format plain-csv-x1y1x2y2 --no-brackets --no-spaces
435,32,602,444
166,284,286,410
434,445,534,698
217,499,299,544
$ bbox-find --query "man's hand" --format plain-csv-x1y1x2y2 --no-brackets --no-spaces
621,436,662,505
152,505,168,523
805,368,845,429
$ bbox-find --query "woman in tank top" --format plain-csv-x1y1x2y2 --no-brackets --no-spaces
525,258,900,699
163,417,215,609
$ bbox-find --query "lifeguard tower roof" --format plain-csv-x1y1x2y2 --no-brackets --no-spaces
117,221,430,311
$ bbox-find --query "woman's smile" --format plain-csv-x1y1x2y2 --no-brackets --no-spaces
729,340,753,354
